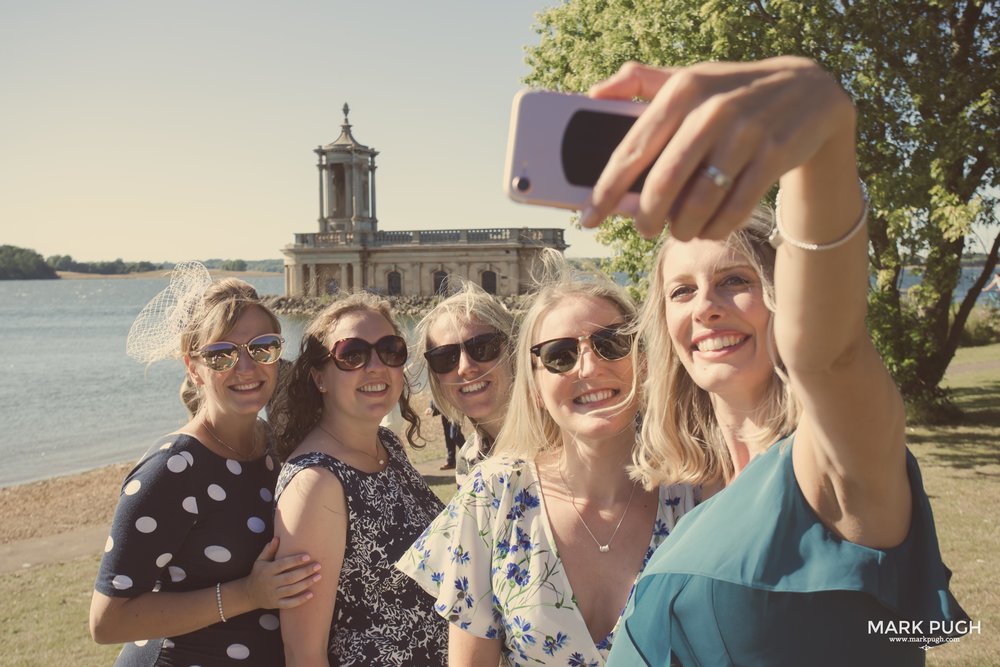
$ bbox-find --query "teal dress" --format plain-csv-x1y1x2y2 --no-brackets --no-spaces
606,435,968,667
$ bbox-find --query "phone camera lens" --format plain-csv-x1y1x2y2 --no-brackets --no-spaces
513,176,531,193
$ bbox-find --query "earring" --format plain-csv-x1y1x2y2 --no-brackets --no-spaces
318,385,326,393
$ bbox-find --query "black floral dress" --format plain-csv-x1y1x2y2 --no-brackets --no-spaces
95,434,284,666
274,427,448,666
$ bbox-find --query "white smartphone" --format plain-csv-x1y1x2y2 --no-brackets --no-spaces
503,89,648,214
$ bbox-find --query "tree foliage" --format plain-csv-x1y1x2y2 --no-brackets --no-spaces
524,0,999,417
0,245,58,280
45,255,162,275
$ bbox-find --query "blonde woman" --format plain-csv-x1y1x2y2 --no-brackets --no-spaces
91,266,319,666
412,281,515,487
398,259,695,666
566,59,970,666
269,293,447,666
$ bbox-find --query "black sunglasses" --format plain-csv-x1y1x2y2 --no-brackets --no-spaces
424,332,506,375
193,333,284,373
329,335,408,371
530,325,633,374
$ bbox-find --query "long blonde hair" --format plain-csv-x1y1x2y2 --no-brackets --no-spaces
493,252,638,460
631,207,799,488
179,279,281,416
269,292,422,460
412,280,517,427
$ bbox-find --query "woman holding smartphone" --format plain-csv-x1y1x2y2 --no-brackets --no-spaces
91,265,319,666
399,258,695,666
269,293,447,666
568,59,968,665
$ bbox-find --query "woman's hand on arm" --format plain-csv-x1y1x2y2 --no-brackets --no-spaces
449,624,502,667
274,466,349,667
89,537,319,644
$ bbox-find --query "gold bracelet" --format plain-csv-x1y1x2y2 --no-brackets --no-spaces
769,182,869,251
215,582,228,623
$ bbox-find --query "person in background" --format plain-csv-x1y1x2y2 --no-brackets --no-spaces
269,292,447,666
412,281,516,489
426,400,465,471
91,263,319,666
398,257,696,666
567,58,969,666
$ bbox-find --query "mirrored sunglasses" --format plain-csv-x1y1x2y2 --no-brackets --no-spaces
329,334,408,371
194,333,284,373
424,332,506,375
530,325,633,374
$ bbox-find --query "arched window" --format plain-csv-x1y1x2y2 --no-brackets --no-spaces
433,270,449,295
387,271,402,296
481,270,497,295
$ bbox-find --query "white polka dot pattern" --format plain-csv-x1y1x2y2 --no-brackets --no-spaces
181,451,194,466
135,516,157,533
163,638,175,648
247,517,265,533
155,553,172,567
167,454,188,473
205,545,232,563
259,487,272,502
168,565,186,582
182,496,199,514
259,614,280,630
123,479,142,495
265,456,274,471
105,536,114,552
134,639,148,647
227,643,250,659
227,459,242,475
112,574,133,590
207,484,227,501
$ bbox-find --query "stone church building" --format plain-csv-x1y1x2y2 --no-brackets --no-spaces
281,105,567,297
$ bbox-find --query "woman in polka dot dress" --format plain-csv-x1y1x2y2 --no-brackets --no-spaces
269,293,448,666
91,277,321,666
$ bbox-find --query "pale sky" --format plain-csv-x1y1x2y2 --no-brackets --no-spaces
1,0,611,262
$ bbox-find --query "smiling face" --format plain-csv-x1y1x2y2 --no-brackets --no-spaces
185,305,281,419
530,294,636,445
659,238,774,405
311,309,404,429
426,314,512,435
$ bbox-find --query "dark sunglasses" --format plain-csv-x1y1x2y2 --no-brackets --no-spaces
424,332,506,375
530,325,633,374
329,334,408,371
193,333,284,373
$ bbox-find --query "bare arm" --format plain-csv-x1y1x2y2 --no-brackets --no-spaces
449,624,502,667
274,466,349,667
586,57,910,545
90,537,318,643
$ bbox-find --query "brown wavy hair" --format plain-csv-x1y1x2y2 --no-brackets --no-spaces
178,279,281,417
270,292,423,460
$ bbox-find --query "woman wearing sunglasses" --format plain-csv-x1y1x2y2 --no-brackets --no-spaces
399,258,695,666
269,293,448,666
92,274,320,666
412,281,515,488
565,60,968,666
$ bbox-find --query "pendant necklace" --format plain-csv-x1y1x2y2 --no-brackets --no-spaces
317,423,386,467
558,467,638,553
203,420,259,460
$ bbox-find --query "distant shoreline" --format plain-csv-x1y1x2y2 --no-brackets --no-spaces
56,269,281,280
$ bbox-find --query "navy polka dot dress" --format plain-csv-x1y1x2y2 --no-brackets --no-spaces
95,434,284,666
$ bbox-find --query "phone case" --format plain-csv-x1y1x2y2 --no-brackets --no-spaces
503,89,647,214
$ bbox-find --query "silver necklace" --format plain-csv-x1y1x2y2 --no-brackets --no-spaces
558,467,638,553
317,423,386,467
203,420,259,460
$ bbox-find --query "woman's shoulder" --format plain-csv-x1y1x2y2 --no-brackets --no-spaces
469,455,533,486
275,450,345,500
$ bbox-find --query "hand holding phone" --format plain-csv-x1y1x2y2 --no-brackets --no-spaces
503,90,648,215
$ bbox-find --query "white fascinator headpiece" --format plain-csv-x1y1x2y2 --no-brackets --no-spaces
126,261,214,363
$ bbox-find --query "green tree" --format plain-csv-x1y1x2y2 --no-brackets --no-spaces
0,245,58,279
524,0,999,418
222,259,248,272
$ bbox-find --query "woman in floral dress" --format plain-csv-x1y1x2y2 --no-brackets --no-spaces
398,257,696,666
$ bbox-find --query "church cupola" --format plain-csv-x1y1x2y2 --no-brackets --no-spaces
314,103,379,235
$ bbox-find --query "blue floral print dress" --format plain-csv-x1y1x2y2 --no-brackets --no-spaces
396,456,696,666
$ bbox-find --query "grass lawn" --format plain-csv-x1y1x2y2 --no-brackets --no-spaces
1,344,997,665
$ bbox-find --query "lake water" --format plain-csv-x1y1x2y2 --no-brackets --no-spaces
0,266,994,487
0,275,293,487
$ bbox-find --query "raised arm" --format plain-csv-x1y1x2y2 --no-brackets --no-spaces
586,57,909,545
274,466,349,667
